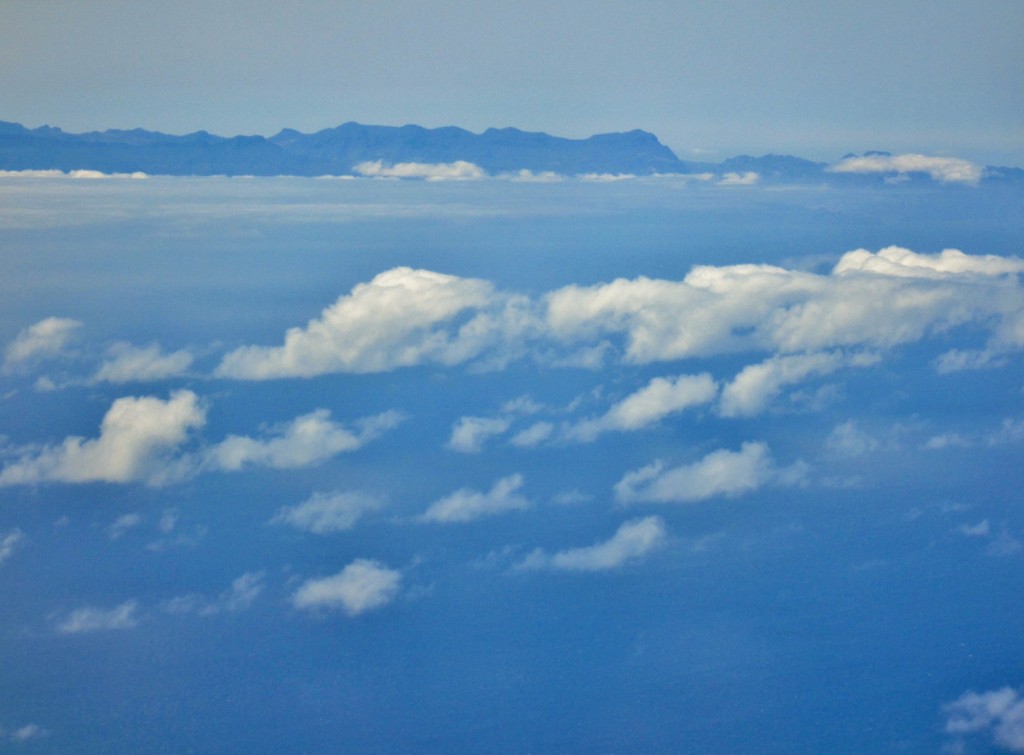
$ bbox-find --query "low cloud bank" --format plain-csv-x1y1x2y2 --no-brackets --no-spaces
829,153,983,184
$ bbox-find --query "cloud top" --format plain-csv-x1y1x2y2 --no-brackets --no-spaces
829,154,983,184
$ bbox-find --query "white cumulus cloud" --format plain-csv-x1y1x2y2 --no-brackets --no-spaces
0,390,205,486
718,171,759,186
215,267,513,378
516,516,666,572
3,317,82,373
615,441,804,504
446,416,511,453
291,559,401,616
205,409,402,471
420,473,530,523
57,599,140,634
829,153,983,184
565,373,717,442
92,342,193,384
945,686,1024,753
271,490,383,533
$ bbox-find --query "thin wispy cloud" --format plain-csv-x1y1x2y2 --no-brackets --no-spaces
56,600,141,634
3,317,82,373
516,516,667,572
420,474,531,524
271,491,383,534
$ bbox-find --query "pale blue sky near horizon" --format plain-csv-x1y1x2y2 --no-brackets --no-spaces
1,0,1022,165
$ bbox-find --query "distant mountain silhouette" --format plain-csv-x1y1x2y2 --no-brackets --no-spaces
0,120,1016,184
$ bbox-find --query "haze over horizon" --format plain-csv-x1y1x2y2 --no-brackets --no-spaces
2,1,1022,165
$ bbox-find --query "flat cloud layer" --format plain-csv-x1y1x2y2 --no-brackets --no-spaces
829,154,983,184
213,248,1024,380
353,160,486,181
291,559,402,616
517,516,667,572
0,390,205,486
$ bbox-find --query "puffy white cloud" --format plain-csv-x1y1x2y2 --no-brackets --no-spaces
57,599,140,634
544,247,1024,364
216,267,515,378
830,153,983,184
824,421,880,457
615,441,804,504
718,171,759,186
420,473,530,523
291,559,401,616
565,373,717,441
271,491,382,534
0,390,205,486
719,351,876,417
945,686,1024,752
205,409,402,471
446,416,511,453
353,160,485,181
3,317,82,372
0,528,25,565
92,342,193,384
516,516,666,572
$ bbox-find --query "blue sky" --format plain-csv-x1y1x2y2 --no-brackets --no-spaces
1,0,1022,164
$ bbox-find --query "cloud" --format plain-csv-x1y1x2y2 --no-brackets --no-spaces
204,409,401,471
564,373,717,441
3,317,82,373
56,600,140,634
718,171,759,186
516,516,666,572
10,723,48,741
271,491,383,533
824,421,880,457
163,571,266,616
420,473,530,523
510,421,554,447
829,153,983,184
353,160,486,181
291,559,401,616
944,686,1024,752
92,342,193,384
216,267,518,378
0,390,205,486
446,416,511,453
0,528,25,565
108,513,143,540
615,441,805,504
544,247,1024,364
719,351,877,417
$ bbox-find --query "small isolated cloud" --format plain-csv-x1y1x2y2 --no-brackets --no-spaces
271,490,383,534
0,528,25,565
564,373,717,442
108,513,143,540
516,516,666,572
944,686,1024,752
615,441,804,504
420,473,530,523
216,267,513,378
510,421,554,448
353,160,485,181
446,416,511,453
56,599,140,634
10,723,48,742
934,348,1005,373
205,409,401,471
958,519,991,537
501,169,564,183
0,390,205,486
3,317,82,373
163,571,266,616
825,421,880,457
92,342,193,384
291,559,401,616
830,153,983,185
718,171,759,186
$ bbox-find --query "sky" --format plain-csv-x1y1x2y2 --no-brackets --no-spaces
1,0,1022,164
